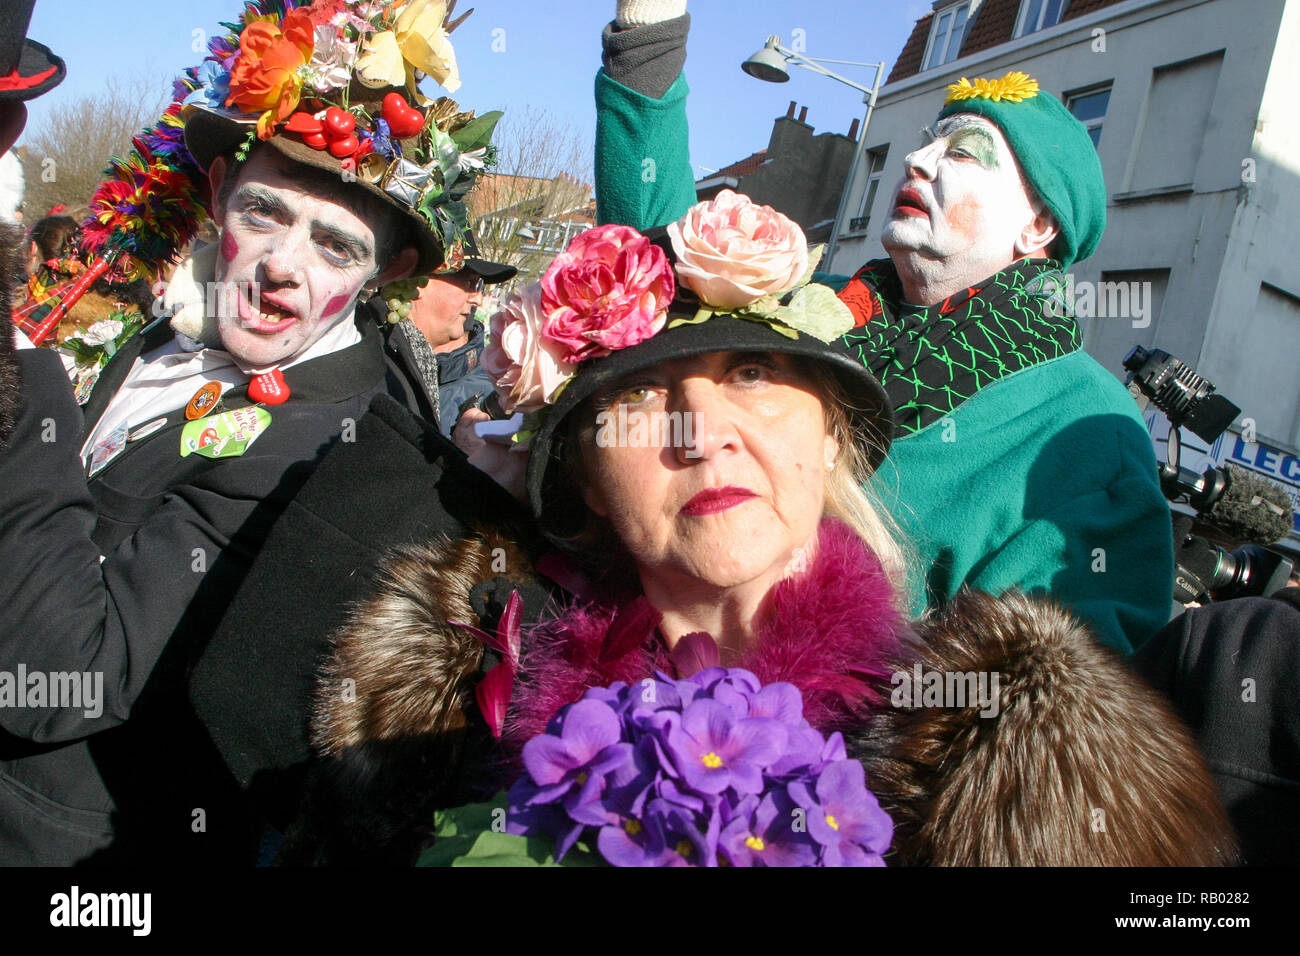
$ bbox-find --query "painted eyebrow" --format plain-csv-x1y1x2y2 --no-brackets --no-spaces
234,184,289,217
949,126,996,145
233,184,371,260
313,222,371,261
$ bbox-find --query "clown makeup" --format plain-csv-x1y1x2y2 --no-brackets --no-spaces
880,114,1055,304
920,118,1001,170
208,149,386,370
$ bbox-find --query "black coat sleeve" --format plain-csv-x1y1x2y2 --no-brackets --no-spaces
0,349,314,743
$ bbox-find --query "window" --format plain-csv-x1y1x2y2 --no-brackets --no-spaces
924,2,973,71
1066,84,1111,147
849,147,889,233
1130,51,1224,193
1015,0,1068,38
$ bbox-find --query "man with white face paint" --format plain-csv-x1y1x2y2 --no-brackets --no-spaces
591,1,1171,653
0,0,503,864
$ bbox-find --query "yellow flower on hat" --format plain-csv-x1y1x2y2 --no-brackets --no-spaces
945,71,1040,105
356,0,461,94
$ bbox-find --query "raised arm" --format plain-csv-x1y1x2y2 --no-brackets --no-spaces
595,1,696,229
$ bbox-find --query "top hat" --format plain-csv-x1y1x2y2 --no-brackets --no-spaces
0,0,65,103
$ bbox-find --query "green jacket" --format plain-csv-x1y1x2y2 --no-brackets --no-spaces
593,70,1174,651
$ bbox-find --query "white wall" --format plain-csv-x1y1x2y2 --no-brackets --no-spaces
1196,0,1300,451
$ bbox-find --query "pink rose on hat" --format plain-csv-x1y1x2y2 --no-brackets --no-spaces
482,283,573,414
540,224,675,364
668,189,809,310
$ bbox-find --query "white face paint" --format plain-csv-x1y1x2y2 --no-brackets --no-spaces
211,149,384,369
880,114,1052,294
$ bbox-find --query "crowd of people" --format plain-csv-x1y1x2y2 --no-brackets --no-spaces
0,0,1294,867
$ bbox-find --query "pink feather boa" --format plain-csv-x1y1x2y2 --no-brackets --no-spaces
504,518,907,753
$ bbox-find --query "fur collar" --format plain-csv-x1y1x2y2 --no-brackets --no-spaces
506,518,908,751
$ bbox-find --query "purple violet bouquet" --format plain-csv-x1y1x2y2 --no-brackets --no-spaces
504,668,893,867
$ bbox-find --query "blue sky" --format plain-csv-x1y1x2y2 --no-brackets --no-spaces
21,0,930,180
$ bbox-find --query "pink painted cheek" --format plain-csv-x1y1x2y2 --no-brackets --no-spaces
945,198,981,239
220,231,239,263
323,293,352,318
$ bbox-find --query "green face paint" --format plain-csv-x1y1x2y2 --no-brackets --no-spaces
919,120,1001,169
946,128,999,169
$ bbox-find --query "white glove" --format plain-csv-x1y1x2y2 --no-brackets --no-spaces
616,0,687,28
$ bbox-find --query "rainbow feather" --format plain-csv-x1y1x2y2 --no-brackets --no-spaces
80,101,210,283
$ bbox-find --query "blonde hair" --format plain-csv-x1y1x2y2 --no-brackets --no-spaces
814,367,910,593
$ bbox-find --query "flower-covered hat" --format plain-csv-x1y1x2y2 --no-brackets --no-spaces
480,190,893,540
181,0,499,276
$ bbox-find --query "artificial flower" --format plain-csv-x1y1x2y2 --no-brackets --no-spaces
540,224,675,364
503,669,892,866
663,699,787,795
667,189,809,310
298,0,349,27
76,318,126,348
356,0,461,93
481,283,574,414
394,0,461,92
945,70,1040,105
355,28,405,88
788,757,892,866
226,10,315,139
302,23,356,93
181,59,231,111
718,792,818,867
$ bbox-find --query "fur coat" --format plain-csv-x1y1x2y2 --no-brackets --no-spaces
289,519,1236,867
284,518,907,863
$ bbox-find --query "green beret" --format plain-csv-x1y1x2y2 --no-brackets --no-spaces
938,72,1106,268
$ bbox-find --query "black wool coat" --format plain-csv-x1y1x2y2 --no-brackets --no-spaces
0,315,416,864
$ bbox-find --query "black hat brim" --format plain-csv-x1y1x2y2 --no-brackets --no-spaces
461,257,517,284
0,39,65,102
525,312,893,539
183,106,445,276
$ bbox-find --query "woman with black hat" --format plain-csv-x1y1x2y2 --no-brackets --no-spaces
284,193,1233,868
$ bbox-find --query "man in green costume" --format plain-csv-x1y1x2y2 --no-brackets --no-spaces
590,1,1172,651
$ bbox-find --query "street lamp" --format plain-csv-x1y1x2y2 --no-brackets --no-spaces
741,36,884,272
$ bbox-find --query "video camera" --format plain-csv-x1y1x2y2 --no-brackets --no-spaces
1123,346,1294,605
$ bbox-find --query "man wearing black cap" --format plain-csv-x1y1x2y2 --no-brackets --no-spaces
381,234,517,436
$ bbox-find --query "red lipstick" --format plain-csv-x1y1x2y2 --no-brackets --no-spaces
680,486,756,516
894,185,930,217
